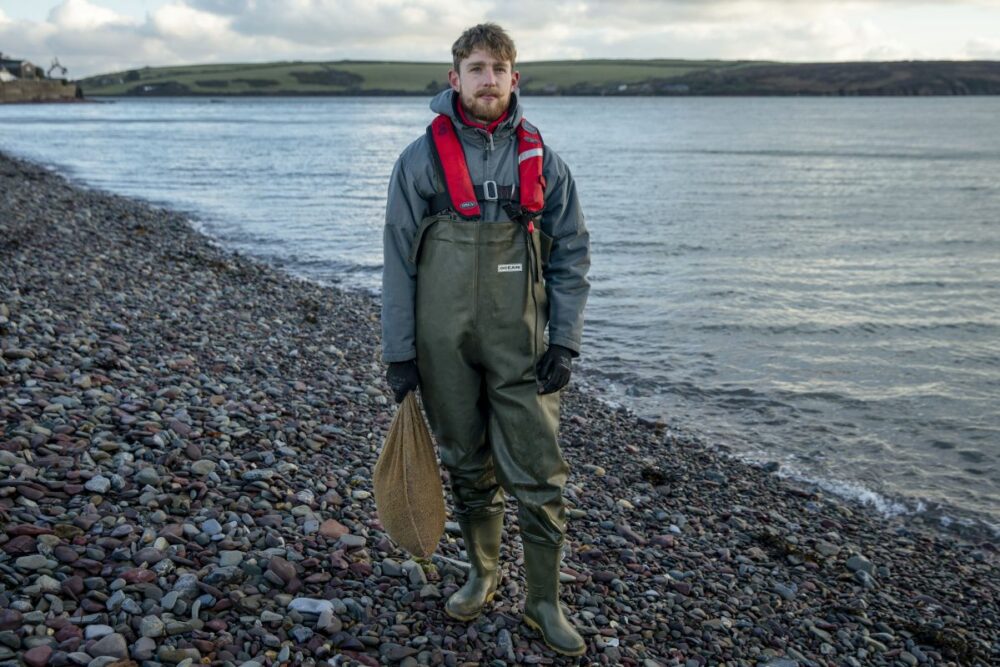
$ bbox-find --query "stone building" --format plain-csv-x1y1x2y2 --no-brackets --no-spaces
0,56,41,80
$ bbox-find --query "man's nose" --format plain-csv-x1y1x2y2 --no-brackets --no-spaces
483,68,497,84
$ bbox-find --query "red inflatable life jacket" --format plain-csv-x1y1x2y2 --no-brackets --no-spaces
426,114,545,230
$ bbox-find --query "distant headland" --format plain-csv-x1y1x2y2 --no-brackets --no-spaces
77,58,1000,97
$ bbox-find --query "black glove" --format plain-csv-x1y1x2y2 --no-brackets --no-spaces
386,360,419,403
536,344,573,395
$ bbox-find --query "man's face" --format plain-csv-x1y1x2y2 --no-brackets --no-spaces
449,48,520,124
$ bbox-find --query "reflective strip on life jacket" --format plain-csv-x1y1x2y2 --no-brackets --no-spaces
516,120,545,215
427,114,545,221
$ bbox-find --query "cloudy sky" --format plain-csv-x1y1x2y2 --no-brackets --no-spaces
2,0,999,78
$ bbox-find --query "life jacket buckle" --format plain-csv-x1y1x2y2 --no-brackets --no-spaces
483,180,499,201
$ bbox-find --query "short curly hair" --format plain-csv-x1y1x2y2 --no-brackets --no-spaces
451,23,517,71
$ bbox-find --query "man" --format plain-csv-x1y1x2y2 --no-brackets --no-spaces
381,23,590,657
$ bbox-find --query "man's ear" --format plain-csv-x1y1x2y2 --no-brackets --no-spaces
511,69,520,91
448,68,460,92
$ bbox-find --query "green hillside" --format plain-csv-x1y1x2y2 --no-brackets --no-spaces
77,59,753,96
78,58,1000,97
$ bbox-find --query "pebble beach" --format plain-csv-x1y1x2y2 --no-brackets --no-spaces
1,150,997,666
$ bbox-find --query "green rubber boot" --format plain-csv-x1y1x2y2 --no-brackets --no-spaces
445,513,503,621
522,542,586,657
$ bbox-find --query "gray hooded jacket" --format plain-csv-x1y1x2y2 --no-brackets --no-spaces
381,89,590,363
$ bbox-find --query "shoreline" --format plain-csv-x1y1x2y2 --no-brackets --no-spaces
1,150,997,665
570,375,999,544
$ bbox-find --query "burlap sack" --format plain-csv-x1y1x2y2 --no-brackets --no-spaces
373,393,446,557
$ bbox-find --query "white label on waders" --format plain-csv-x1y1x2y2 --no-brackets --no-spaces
497,263,523,273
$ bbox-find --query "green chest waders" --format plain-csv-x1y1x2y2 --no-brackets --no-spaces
413,215,587,654
411,215,567,549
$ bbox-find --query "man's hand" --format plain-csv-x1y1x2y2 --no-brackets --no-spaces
536,345,573,395
387,360,420,403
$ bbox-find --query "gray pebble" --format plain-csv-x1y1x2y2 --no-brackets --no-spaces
84,625,114,640
846,553,874,574
139,616,164,638
84,475,111,494
88,633,128,659
201,518,223,536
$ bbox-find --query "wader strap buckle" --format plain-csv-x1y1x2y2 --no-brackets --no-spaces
483,180,499,201
503,202,540,228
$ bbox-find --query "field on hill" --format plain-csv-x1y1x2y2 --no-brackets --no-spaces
77,59,754,96
78,59,1000,97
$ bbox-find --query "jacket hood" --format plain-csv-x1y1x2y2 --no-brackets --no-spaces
429,88,523,137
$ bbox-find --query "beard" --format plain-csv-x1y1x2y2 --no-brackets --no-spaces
460,87,509,124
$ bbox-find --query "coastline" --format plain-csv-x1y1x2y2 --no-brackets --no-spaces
1,151,997,665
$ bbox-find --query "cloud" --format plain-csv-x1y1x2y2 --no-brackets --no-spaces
48,0,135,31
964,37,1000,58
186,0,493,55
1,0,998,77
513,4,914,62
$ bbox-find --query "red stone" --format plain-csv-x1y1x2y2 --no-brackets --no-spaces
670,581,692,596
0,609,23,631
319,519,349,539
652,534,675,548
348,562,373,576
159,524,184,539
267,556,297,583
121,568,157,584
1,535,37,555
55,623,83,642
191,639,216,654
61,575,84,597
23,646,53,667
211,599,232,612
73,558,103,575
17,484,46,500
205,619,228,632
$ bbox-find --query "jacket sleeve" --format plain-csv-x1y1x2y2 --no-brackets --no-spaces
541,149,591,357
381,146,428,363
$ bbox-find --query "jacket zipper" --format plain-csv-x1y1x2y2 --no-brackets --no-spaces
483,132,493,176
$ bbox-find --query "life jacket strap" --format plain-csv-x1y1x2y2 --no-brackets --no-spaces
427,184,519,217
426,114,545,222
